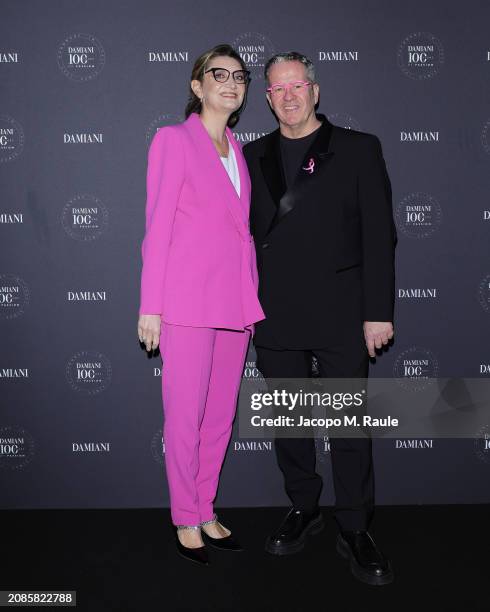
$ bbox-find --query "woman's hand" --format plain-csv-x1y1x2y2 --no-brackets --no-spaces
138,314,162,352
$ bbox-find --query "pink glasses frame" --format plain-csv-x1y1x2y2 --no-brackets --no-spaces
266,80,314,95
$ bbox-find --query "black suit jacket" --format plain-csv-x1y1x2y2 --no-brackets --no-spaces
243,113,397,349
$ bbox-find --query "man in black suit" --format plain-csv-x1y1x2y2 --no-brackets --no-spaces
243,52,396,586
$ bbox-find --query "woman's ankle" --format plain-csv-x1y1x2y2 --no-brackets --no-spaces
177,526,203,548
202,521,231,538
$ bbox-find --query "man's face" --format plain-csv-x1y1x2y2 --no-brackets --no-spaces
266,60,319,130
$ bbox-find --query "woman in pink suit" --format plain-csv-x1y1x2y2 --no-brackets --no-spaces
137,44,265,565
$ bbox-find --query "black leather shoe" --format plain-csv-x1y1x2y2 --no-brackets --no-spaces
265,507,324,555
174,527,210,566
201,529,243,551
336,530,394,585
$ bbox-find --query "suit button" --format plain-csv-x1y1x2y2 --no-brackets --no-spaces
262,243,269,249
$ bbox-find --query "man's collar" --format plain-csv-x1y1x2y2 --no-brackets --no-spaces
272,113,334,152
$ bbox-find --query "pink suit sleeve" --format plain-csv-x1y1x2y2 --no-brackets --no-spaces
139,127,185,315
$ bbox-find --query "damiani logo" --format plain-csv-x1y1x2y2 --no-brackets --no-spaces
67,45,96,64
0,368,29,378
395,439,433,448
400,131,439,142
0,213,23,223
63,133,103,144
0,52,18,62
0,127,14,145
234,441,272,451
234,132,267,142
237,45,265,61
318,51,359,61
148,51,188,62
72,442,110,452
402,359,429,377
0,285,19,301
67,291,107,301
398,289,437,298
407,45,434,65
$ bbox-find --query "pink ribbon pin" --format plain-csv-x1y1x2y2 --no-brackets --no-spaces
302,157,315,174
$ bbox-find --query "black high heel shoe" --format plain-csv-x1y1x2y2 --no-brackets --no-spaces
200,514,244,552
174,525,210,566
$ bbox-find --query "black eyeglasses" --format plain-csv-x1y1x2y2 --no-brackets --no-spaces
204,67,251,84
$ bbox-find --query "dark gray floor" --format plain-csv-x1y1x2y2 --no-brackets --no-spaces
1,506,487,611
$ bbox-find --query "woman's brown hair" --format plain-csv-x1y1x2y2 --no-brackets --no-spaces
185,43,249,128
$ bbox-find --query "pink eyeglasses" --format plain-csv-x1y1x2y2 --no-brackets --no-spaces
266,81,313,96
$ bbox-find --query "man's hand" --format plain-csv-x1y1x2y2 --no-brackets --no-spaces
138,314,162,353
363,321,394,358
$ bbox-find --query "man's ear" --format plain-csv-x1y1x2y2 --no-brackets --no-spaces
191,79,203,100
313,83,320,105
266,93,272,109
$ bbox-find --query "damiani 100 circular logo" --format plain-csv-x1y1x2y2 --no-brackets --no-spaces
61,194,109,241
57,33,105,81
151,429,165,465
0,426,35,470
397,32,444,80
65,350,112,395
474,425,490,464
327,113,361,131
0,115,24,163
0,274,30,320
480,119,490,155
232,32,275,80
395,192,442,239
393,346,439,391
478,274,490,312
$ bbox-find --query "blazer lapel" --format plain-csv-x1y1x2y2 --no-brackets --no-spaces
187,113,248,238
266,114,335,235
259,129,286,232
227,125,250,219
259,129,286,207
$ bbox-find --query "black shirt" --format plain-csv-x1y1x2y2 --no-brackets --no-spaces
279,123,322,189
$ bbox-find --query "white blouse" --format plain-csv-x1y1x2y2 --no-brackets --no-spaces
220,138,241,197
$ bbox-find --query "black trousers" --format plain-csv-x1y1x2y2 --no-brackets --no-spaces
255,332,374,532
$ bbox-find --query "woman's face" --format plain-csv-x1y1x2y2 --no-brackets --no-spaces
192,55,247,116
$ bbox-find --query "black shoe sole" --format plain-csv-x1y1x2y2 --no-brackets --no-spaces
336,535,394,586
175,547,210,566
265,514,325,556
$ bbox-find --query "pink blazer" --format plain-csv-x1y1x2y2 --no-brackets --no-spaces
139,112,265,333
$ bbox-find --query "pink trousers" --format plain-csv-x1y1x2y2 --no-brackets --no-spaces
160,322,251,526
